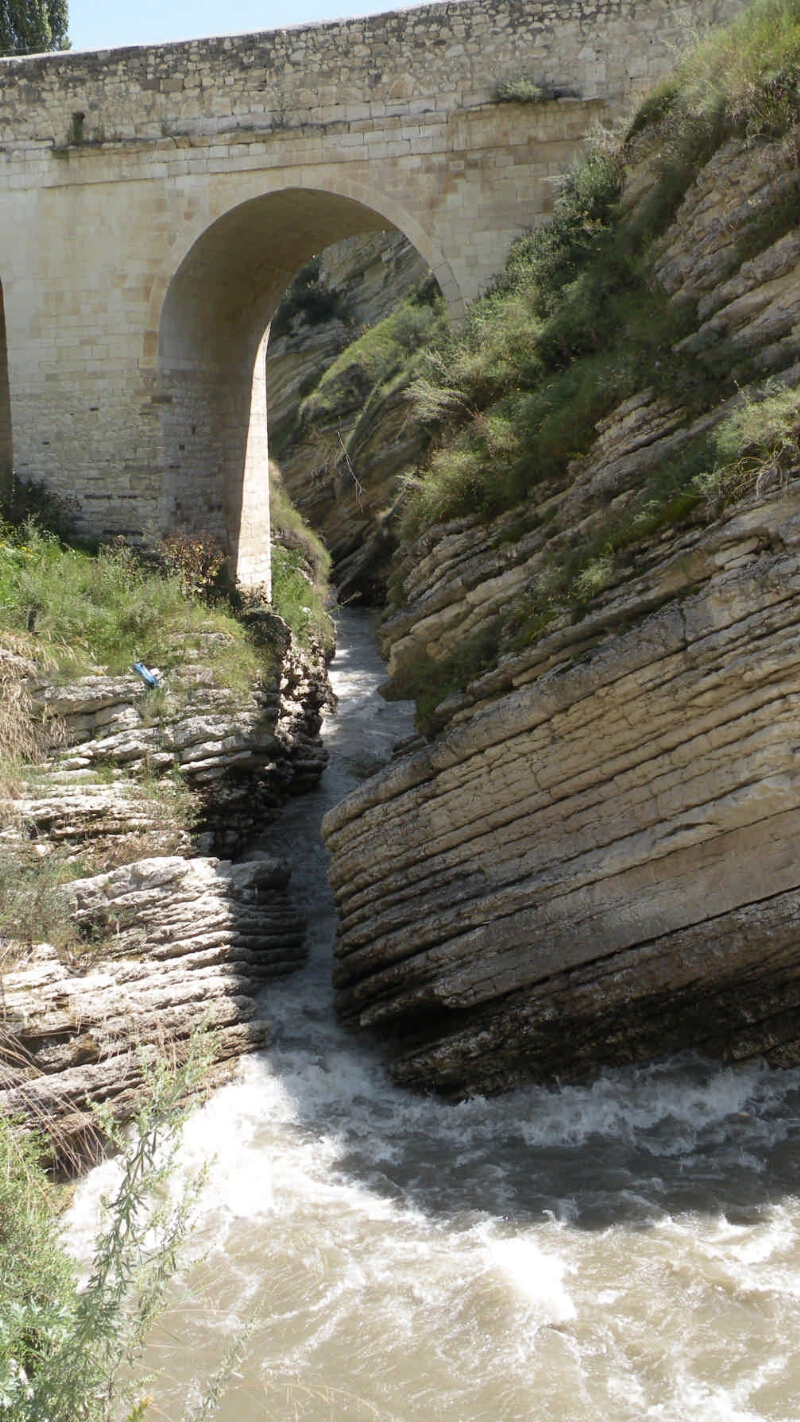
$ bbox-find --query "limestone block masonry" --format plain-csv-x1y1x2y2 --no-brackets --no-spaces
0,0,742,581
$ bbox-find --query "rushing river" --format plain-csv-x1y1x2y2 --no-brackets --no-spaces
68,610,800,1421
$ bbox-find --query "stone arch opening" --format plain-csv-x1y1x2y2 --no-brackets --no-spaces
158,187,454,590
0,282,14,504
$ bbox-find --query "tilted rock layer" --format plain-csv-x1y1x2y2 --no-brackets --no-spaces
269,231,432,603
0,627,328,1160
325,489,800,1094
323,133,800,1094
0,855,302,1163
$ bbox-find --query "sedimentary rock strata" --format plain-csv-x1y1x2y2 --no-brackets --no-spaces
0,626,328,1158
271,231,432,603
0,855,303,1163
324,486,800,1094
323,131,800,1094
20,627,329,857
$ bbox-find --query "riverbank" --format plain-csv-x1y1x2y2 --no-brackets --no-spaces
0,531,330,1166
65,610,800,1422
322,1,800,1093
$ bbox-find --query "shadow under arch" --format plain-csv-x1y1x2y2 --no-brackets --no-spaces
157,185,458,587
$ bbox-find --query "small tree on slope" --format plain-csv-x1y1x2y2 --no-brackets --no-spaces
0,0,68,56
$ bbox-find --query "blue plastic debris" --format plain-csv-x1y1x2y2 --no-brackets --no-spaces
132,661,160,689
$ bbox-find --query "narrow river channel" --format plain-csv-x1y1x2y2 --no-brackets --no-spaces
68,610,800,1421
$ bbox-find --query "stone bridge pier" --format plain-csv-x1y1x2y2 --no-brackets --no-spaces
0,0,741,587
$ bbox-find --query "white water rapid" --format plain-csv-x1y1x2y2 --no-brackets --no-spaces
67,610,800,1421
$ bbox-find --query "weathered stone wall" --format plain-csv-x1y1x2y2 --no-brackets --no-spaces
0,0,742,144
0,0,742,578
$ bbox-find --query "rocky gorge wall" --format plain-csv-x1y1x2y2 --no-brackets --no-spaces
268,230,432,603
0,625,328,1164
322,130,800,1095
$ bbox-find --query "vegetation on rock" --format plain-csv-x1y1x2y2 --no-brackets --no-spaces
271,256,445,602
402,0,800,538
0,523,261,685
269,461,334,651
380,0,800,729
0,1036,242,1420
0,487,330,967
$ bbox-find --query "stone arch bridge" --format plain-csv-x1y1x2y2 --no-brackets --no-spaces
0,0,739,586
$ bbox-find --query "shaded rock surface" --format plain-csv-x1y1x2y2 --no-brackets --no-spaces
325,487,800,1094
268,231,432,603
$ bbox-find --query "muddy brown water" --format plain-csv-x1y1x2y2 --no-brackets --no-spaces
68,610,800,1421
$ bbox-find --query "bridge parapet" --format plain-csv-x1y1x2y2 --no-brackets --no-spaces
0,0,741,150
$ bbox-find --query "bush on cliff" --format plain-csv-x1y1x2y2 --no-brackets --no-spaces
399,0,800,540
0,1039,240,1421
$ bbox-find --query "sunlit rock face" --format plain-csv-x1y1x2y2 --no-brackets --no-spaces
324,488,800,1094
322,134,800,1095
0,630,328,1165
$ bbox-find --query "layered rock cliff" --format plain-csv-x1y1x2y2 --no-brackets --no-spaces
327,486,800,1094
323,107,800,1094
0,622,327,1163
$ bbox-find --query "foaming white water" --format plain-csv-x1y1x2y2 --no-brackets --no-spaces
66,611,800,1422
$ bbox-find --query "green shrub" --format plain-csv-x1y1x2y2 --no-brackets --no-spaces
269,462,331,589
694,382,800,506
0,524,261,689
384,624,501,733
270,544,333,650
268,462,333,648
154,530,227,600
0,477,81,545
270,257,346,340
669,0,800,136
299,281,446,429
0,1038,237,1420
0,843,88,963
494,74,546,104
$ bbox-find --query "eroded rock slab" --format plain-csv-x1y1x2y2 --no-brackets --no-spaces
324,489,800,1094
0,623,330,1161
0,854,303,1163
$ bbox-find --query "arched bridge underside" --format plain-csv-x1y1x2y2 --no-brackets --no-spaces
0,0,741,583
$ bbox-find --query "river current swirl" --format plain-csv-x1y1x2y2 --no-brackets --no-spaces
67,610,800,1421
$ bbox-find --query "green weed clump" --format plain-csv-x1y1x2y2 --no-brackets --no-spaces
298,279,447,433
269,461,331,588
271,544,333,651
270,256,346,340
383,624,502,734
0,1039,243,1419
695,381,800,507
269,462,334,650
0,843,88,963
494,73,546,104
0,523,262,690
